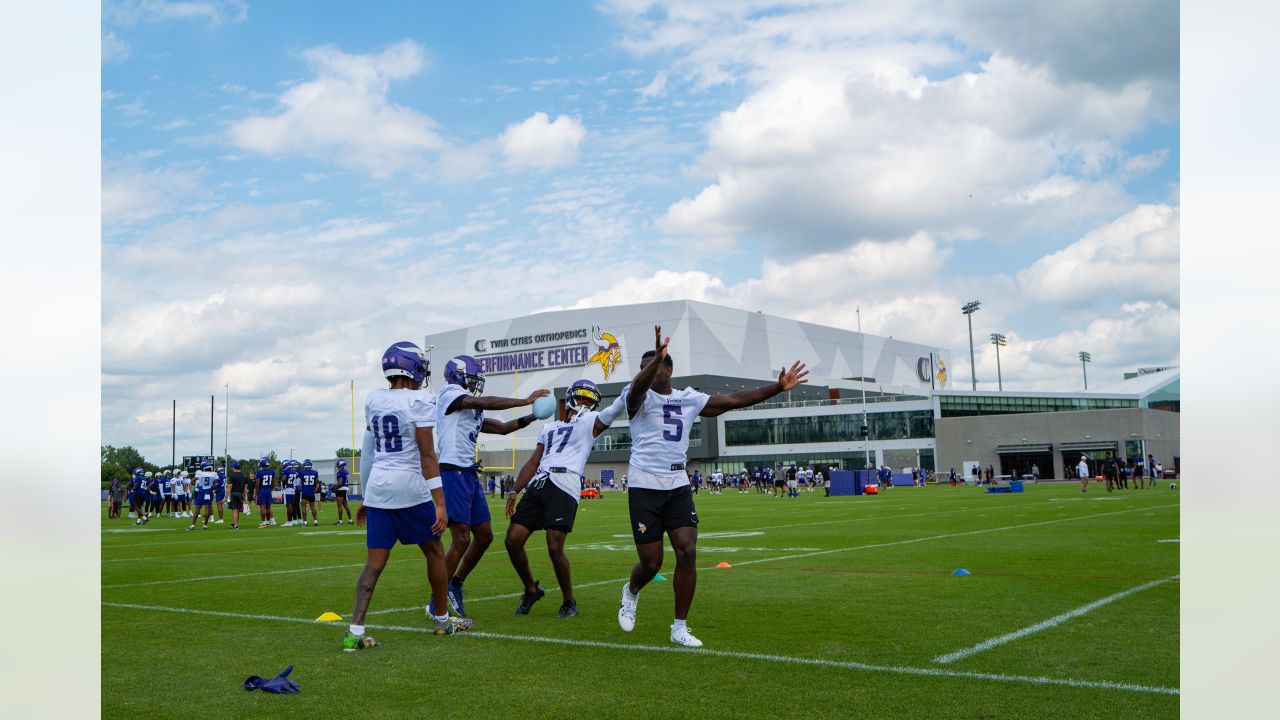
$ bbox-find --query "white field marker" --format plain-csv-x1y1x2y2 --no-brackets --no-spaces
932,575,1179,664
101,601,1178,696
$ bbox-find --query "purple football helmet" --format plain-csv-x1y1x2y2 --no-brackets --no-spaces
564,378,601,418
444,355,485,396
382,341,428,385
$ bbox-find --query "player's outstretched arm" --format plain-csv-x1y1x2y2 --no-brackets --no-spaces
481,412,538,436
505,443,545,518
456,388,550,413
700,360,809,417
625,325,670,418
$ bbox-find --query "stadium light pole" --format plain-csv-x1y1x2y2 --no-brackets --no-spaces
857,306,870,470
224,383,230,472
989,333,1007,392
1078,351,1092,390
171,399,176,469
961,301,981,391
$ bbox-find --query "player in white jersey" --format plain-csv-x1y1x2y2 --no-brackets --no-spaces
343,341,472,652
613,326,808,647
188,461,218,530
430,354,550,618
504,378,622,618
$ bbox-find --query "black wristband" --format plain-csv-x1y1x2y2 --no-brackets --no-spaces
517,413,535,428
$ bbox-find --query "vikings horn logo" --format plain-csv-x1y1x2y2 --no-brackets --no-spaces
936,358,948,389
587,325,622,380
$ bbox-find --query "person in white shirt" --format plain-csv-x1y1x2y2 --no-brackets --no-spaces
614,326,808,647
343,341,472,652
504,379,620,619
1077,456,1091,493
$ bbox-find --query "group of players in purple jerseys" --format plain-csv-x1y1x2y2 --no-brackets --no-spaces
118,456,357,531
341,325,808,652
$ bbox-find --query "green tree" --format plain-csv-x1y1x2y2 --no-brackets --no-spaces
101,445,148,472
101,462,129,489
335,447,361,459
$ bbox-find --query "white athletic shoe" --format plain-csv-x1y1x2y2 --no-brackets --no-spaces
187,525,195,531
618,583,638,632
215,519,224,524
670,624,703,648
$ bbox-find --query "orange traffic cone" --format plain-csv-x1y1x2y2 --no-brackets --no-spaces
715,562,732,569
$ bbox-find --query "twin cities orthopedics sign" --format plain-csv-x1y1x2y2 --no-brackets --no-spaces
476,343,593,376
471,326,622,378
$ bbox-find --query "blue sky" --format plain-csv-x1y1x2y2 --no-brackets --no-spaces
101,1,1180,463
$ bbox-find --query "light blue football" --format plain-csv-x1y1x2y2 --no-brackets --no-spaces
532,395,556,419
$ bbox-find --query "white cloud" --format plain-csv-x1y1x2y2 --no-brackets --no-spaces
1019,204,1179,306
105,0,249,26
657,56,1154,253
103,31,130,63
500,112,587,168
228,41,449,178
638,71,667,98
101,165,205,227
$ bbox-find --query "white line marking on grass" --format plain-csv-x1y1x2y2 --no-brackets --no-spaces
1157,539,1179,543
102,561,373,589
367,504,1177,617
104,541,361,563
100,602,1178,696
102,528,167,533
728,504,1179,569
931,575,1180,665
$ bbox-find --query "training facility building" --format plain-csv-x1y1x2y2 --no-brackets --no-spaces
421,300,1180,485
424,299,950,482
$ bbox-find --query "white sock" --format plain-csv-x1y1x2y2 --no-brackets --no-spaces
672,619,687,631
433,613,450,624
349,624,364,636
625,584,638,599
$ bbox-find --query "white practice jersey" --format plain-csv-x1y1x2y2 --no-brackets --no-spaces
435,383,484,468
615,385,710,488
194,471,217,492
364,387,437,509
535,411,601,499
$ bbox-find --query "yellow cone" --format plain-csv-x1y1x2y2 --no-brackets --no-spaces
315,611,343,622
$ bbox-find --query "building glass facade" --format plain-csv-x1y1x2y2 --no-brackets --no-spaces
724,411,934,446
939,395,1137,418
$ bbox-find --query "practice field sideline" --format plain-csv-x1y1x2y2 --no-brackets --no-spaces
102,483,1179,719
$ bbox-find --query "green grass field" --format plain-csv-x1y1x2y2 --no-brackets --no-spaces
101,482,1179,719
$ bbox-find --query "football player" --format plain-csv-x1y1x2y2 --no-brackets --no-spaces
504,379,621,619
611,325,807,647
255,457,276,528
333,459,353,525
129,468,146,523
299,459,319,526
282,460,301,526
189,461,217,530
431,354,550,618
213,465,227,523
344,341,471,651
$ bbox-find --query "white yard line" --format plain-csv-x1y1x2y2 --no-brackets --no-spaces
102,561,379,589
932,575,1180,665
368,503,1177,616
101,601,1177,696
104,541,361,563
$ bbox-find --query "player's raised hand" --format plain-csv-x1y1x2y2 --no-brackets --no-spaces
524,388,552,405
778,361,809,391
654,324,670,361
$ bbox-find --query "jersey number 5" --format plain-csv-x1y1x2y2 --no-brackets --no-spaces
662,405,684,442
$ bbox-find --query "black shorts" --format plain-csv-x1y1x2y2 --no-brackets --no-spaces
774,479,785,487
229,492,243,506
510,478,579,533
627,486,698,545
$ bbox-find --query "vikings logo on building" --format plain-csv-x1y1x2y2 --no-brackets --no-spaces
936,358,948,388
587,325,622,380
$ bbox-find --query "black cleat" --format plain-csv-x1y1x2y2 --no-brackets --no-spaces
556,601,578,619
513,581,545,615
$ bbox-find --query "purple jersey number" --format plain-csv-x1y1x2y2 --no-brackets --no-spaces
662,405,684,442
